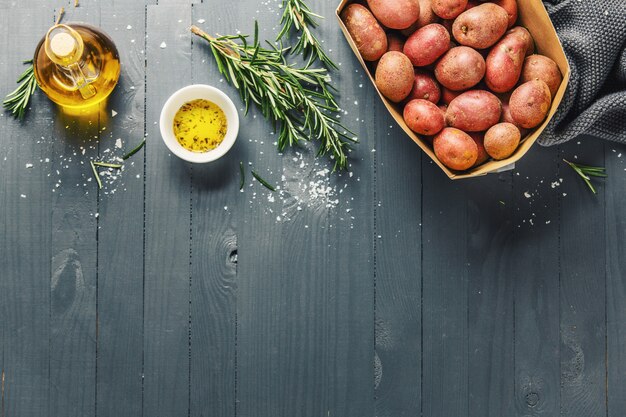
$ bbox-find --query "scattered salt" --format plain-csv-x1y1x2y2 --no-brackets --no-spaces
524,191,531,198
160,41,167,49
112,110,118,117
20,194,26,198
126,25,132,30
115,138,123,149
25,163,33,168
197,18,206,23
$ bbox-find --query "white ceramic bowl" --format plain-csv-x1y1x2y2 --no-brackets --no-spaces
159,84,239,163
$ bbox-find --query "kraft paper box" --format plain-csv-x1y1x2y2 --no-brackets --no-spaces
336,0,570,179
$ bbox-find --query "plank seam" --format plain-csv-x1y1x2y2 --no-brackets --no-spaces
141,5,148,417
373,132,378,404
420,151,424,417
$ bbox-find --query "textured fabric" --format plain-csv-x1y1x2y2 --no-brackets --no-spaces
539,0,626,146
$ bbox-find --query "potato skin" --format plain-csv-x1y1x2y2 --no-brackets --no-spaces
403,99,446,135
375,51,415,102
341,4,388,62
493,0,518,28
509,80,552,129
403,24,450,66
401,0,440,36
433,127,479,170
406,70,441,103
485,26,533,93
445,89,502,131
468,132,489,165
484,122,521,159
432,0,468,20
452,3,509,49
387,32,406,52
500,95,529,136
441,86,463,104
521,55,563,97
434,46,485,91
368,0,420,29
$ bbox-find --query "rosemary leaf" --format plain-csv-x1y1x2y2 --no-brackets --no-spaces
122,139,146,160
251,170,276,192
93,161,122,169
239,161,245,190
90,161,103,189
563,159,606,195
3,60,38,120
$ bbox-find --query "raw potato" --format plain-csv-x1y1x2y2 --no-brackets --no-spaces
452,3,509,49
433,127,478,170
468,132,489,165
401,0,440,36
406,70,441,103
368,0,421,29
403,24,450,66
387,32,406,52
375,51,415,102
403,99,445,135
441,86,462,104
484,122,521,159
435,46,485,91
493,0,517,28
521,54,563,97
485,26,533,93
500,95,529,136
341,4,388,61
432,0,468,20
509,79,552,128
445,89,502,131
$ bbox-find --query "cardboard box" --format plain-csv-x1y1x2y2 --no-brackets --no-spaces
336,0,570,179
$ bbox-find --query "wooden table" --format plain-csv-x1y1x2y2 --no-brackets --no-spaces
1,1,625,416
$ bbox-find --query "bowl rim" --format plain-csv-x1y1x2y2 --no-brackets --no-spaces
159,84,239,163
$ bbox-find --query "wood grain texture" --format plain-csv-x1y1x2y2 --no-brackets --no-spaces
0,9,53,417
95,4,145,417
189,3,238,417
559,138,607,417
421,164,468,417
466,173,515,417
374,112,422,416
48,5,99,417
144,5,192,417
511,146,561,417
606,141,626,417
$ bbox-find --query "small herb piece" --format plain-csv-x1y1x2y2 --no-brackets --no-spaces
90,161,103,189
74,0,79,7
56,7,65,24
239,161,245,190
3,60,38,120
251,169,276,192
122,139,146,160
93,161,122,169
190,24,355,171
499,200,505,205
563,159,607,194
277,0,337,69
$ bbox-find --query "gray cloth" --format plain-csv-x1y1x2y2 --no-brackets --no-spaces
539,0,626,146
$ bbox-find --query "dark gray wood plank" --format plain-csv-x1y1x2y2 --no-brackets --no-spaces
189,3,238,417
95,4,145,417
511,146,560,417
374,114,422,416
421,165,468,417
559,138,607,417
144,4,192,417
606,141,626,417
48,5,100,417
466,172,515,417
0,9,53,417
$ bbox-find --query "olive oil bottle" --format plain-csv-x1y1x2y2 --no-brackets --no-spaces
33,23,120,109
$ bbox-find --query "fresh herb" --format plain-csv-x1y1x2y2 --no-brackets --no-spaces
90,161,103,189
93,161,122,169
277,0,337,69
122,139,146,160
563,159,607,194
3,60,38,120
56,7,65,25
190,24,355,171
251,169,276,191
239,161,245,190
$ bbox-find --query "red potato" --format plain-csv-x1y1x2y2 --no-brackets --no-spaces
485,26,534,93
441,86,463,104
509,79,552,128
484,122,521,159
433,127,478,170
368,0,421,29
387,32,406,52
406,70,442,103
401,0,440,36
442,19,454,35
403,24,450,66
500,95,529,136
520,54,563,97
341,4,388,61
446,89,502,131
432,0,468,20
464,0,480,10
468,132,489,165
375,51,415,102
403,99,446,135
434,46,485,91
493,0,518,28
452,3,509,49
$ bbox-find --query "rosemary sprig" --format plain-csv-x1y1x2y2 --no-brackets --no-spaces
90,161,103,189
563,159,607,194
190,24,355,171
277,0,337,69
3,60,38,120
239,162,245,190
122,139,146,160
93,161,122,169
251,169,276,191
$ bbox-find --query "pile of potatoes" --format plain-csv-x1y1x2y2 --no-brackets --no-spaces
341,0,563,171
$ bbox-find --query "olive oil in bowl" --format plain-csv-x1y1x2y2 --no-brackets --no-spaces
173,99,227,152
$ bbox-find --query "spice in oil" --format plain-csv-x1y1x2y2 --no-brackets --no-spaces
173,99,228,152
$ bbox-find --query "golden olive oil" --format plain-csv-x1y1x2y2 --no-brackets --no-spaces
173,99,228,152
